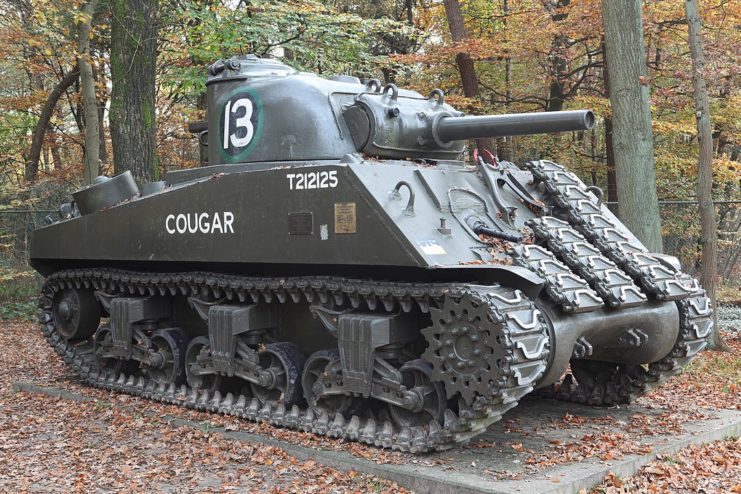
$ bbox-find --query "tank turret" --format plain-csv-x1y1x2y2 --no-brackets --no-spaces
202,54,594,164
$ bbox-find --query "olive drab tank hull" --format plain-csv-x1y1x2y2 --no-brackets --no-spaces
30,55,712,452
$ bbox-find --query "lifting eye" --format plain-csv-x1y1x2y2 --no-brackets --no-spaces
428,88,445,107
390,181,415,217
383,83,399,101
365,78,382,93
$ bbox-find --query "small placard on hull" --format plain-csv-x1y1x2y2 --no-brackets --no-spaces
334,203,357,234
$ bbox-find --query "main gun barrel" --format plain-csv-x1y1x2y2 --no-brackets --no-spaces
435,109,595,143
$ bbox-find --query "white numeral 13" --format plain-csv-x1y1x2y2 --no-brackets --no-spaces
223,98,254,149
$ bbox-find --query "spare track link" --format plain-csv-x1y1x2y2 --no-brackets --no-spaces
527,160,712,405
528,160,698,301
507,243,603,313
37,269,550,453
527,216,647,309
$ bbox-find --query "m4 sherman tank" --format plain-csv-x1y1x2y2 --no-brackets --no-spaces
30,55,711,452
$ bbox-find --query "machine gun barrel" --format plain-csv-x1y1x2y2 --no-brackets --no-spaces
435,109,595,143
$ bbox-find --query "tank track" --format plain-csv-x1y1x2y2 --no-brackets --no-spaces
527,160,712,405
38,269,550,453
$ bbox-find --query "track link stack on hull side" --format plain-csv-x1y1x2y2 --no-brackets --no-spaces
38,269,550,452
527,160,713,406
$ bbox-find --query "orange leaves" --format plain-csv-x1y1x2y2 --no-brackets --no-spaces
590,438,741,493
523,422,657,470
562,412,585,425
470,441,496,448
603,471,623,488
640,333,741,412
712,157,741,183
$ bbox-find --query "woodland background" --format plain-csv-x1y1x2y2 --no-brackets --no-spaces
0,0,738,319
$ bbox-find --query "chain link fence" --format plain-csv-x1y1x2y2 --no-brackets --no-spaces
0,209,53,318
1,202,739,283
657,201,740,283
600,201,740,284
0,209,54,271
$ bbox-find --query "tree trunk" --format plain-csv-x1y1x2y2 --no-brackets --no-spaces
43,148,50,172
110,0,159,183
601,0,663,252
93,53,109,164
546,32,567,112
684,0,726,350
98,101,108,164
541,0,570,112
604,117,618,206
498,0,513,162
51,140,63,170
602,37,619,210
443,0,477,97
442,0,495,154
197,91,208,165
78,0,99,184
24,64,80,182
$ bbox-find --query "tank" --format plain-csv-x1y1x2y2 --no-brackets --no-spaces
30,54,711,453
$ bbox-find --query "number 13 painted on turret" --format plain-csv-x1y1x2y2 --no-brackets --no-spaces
219,90,262,162
223,98,254,149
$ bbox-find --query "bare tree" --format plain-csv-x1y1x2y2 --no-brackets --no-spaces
684,0,727,350
539,0,570,112
601,0,663,252
110,0,159,183
77,0,99,184
23,64,80,182
601,37,618,206
442,0,495,154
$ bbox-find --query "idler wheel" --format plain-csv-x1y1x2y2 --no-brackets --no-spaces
146,329,189,386
93,324,125,375
388,359,446,428
185,336,222,393
53,288,100,340
421,293,509,405
251,342,306,408
302,349,359,417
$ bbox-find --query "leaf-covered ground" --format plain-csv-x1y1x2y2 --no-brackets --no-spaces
585,308,741,493
587,437,741,494
637,330,740,412
633,305,740,412
0,317,738,493
0,320,409,493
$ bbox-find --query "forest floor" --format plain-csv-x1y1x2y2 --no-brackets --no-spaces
0,307,738,493
584,305,740,494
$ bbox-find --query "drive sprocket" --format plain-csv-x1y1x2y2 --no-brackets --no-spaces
421,291,510,405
